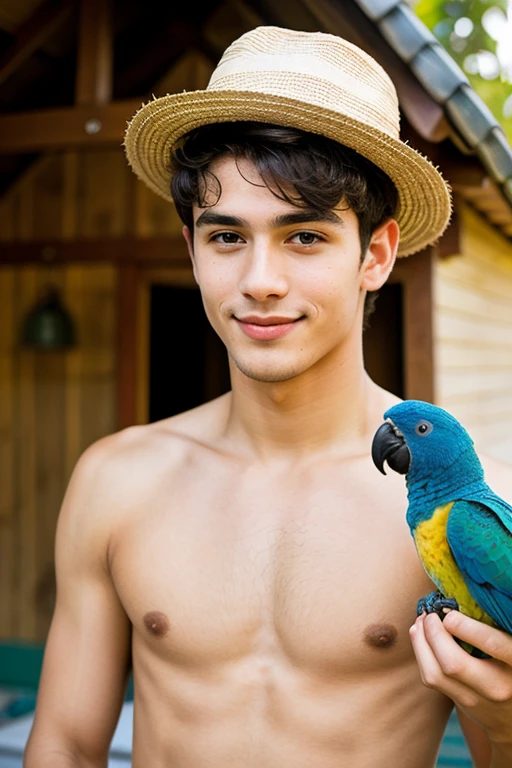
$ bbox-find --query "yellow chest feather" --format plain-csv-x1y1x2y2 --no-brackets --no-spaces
414,502,494,625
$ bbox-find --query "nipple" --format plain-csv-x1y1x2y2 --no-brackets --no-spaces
364,623,397,649
143,610,170,637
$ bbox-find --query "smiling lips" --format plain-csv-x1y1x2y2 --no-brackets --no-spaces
236,315,302,341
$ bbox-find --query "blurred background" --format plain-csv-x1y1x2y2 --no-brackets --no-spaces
0,0,511,765
414,0,512,142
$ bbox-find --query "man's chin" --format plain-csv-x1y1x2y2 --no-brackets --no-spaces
232,358,302,384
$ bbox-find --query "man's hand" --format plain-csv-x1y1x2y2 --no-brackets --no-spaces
410,611,512,767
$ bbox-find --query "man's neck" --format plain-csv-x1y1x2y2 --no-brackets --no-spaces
223,351,385,461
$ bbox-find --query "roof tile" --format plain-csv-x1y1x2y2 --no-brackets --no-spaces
477,127,512,184
355,0,401,22
410,44,469,102
378,5,437,63
445,84,497,147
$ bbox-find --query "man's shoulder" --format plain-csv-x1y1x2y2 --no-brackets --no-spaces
76,392,232,484
59,395,232,542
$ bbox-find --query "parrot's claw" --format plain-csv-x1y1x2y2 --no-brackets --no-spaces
417,591,459,620
418,593,491,658
432,596,459,616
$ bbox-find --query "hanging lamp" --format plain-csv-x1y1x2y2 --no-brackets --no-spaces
21,284,76,349
20,248,76,350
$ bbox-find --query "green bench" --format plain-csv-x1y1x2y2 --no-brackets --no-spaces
0,640,133,722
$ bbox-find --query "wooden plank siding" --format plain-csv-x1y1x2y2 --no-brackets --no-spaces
0,262,117,640
0,150,190,641
0,268,15,639
434,203,512,464
0,49,210,642
0,151,120,641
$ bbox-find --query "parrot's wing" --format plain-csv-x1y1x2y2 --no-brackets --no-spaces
446,495,512,633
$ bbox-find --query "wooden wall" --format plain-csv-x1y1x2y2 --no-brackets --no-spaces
434,203,512,464
0,152,126,641
0,263,117,641
0,50,213,642
0,149,191,641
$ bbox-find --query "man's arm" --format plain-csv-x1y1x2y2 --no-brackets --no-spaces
410,611,512,768
456,707,492,768
24,437,132,768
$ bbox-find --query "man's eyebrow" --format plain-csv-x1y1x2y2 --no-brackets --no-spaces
272,210,345,227
195,209,344,228
195,211,248,228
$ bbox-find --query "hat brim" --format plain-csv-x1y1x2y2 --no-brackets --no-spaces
124,90,452,256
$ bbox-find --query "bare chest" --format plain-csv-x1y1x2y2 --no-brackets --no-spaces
111,461,431,675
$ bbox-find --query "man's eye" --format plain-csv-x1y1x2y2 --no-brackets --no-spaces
211,232,242,244
290,232,322,245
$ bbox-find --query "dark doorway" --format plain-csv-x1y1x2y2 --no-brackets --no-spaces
363,283,404,399
149,282,404,422
149,284,230,422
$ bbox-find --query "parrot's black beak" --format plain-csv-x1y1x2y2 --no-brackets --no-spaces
371,421,411,475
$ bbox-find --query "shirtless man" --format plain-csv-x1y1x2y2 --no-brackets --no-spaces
24,26,512,768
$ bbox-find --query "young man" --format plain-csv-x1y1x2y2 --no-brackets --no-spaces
24,26,512,768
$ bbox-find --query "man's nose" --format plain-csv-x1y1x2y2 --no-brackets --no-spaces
238,245,289,301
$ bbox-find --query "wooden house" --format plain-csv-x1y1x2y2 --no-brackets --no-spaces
0,0,512,646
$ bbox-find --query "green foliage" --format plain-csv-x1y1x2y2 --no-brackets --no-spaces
411,0,512,143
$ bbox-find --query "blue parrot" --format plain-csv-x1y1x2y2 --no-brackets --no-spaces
371,399,512,657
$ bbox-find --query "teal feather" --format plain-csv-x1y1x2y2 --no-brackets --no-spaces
446,498,512,633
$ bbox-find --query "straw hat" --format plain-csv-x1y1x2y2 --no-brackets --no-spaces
124,26,452,256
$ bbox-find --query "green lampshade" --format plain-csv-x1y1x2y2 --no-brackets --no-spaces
21,286,76,349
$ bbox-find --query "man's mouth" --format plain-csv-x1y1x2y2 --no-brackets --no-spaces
235,315,303,340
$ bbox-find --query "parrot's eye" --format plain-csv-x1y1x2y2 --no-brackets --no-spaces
415,420,433,436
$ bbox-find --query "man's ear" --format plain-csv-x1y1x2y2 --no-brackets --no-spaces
182,225,199,284
360,218,400,292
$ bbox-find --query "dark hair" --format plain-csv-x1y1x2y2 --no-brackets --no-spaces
169,122,399,328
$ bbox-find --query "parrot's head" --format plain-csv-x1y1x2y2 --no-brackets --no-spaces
371,400,483,490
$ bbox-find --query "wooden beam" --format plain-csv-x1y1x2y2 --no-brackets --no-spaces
454,178,512,218
440,159,487,187
389,249,435,402
0,237,191,265
115,19,203,98
436,201,461,259
75,0,113,106
0,0,73,87
0,100,143,152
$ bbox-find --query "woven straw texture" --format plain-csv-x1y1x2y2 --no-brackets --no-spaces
124,26,452,257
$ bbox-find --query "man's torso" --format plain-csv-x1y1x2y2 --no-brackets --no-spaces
104,393,453,767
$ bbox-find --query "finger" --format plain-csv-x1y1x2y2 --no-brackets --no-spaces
442,611,512,665
409,614,479,707
423,613,512,703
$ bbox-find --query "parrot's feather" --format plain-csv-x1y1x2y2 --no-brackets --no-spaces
447,497,512,633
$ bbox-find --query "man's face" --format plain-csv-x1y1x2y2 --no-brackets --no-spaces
183,155,392,384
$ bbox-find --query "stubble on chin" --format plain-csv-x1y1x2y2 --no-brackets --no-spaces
230,354,303,384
